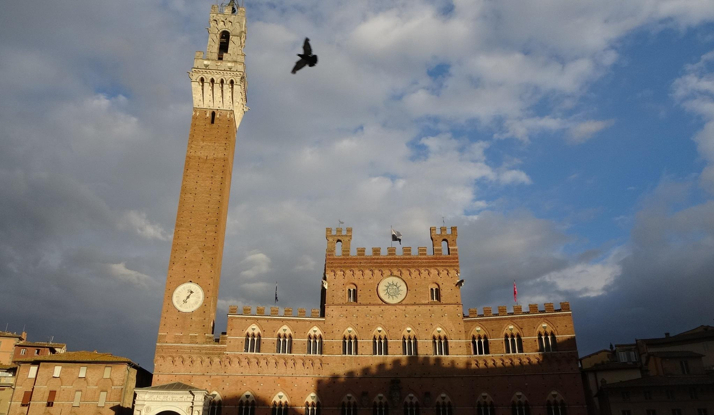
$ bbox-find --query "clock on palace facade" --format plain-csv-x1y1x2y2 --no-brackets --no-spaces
377,275,408,304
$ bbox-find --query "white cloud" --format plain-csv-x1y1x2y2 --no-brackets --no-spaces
118,210,171,241
240,251,272,278
567,119,616,144
672,50,714,193
106,262,155,288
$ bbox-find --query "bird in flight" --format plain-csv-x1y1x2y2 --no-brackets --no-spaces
291,38,318,74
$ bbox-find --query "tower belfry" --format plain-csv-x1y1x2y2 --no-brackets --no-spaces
156,2,247,349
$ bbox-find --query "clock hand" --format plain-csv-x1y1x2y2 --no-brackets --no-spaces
183,290,194,304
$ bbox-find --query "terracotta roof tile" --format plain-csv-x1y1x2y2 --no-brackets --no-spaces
16,342,66,348
14,351,133,365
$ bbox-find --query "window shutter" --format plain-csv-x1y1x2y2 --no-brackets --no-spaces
79,366,87,378
21,391,32,406
53,366,61,377
73,391,81,407
47,390,56,407
98,391,107,407
103,366,111,378
28,365,38,379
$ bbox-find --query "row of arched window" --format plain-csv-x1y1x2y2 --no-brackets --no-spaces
225,392,567,415
243,325,557,356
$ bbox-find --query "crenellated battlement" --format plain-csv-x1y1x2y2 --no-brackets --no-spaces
464,302,571,318
325,227,459,259
228,305,323,318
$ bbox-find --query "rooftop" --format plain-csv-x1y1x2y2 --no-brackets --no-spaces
601,375,714,389
648,351,704,358
581,361,642,372
0,331,24,339
640,325,714,346
14,351,136,366
16,342,66,348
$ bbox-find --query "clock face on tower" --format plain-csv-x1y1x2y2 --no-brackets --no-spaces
377,276,408,304
172,282,205,312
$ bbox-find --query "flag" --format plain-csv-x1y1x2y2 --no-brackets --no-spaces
513,280,517,304
391,229,402,245
275,283,278,303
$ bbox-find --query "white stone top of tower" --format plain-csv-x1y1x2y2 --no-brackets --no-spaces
189,2,248,129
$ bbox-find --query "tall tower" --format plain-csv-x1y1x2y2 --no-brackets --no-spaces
156,1,247,347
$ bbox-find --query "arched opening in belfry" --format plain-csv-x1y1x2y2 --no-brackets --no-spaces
211,111,216,124
335,240,342,256
441,240,449,255
218,31,230,60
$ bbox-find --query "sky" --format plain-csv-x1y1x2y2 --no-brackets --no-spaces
1,0,714,370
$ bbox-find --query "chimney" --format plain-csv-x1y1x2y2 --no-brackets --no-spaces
664,333,670,338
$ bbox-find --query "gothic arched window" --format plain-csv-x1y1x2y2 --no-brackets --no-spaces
373,330,388,355
476,394,495,415
341,395,358,415
433,332,449,356
343,331,358,355
307,329,323,355
244,327,261,353
434,395,452,415
511,394,530,415
340,395,357,415
238,393,256,415
403,395,419,415
373,396,389,415
472,332,490,355
546,392,567,415
402,329,418,356
504,330,523,354
538,327,558,353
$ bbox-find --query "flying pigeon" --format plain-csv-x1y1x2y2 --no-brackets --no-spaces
291,38,318,74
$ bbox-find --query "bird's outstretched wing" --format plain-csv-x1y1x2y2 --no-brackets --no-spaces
302,38,312,56
291,58,308,74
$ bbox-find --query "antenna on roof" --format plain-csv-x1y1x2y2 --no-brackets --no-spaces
49,336,54,343
4,323,7,332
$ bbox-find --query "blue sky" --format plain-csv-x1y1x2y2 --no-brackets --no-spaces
1,0,714,369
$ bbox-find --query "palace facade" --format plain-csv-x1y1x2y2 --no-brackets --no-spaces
138,2,588,415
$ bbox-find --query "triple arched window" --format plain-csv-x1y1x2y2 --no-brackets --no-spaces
511,394,530,415
403,395,419,415
341,395,358,415
546,393,567,415
434,396,452,415
373,333,388,355
373,396,389,415
433,334,449,356
305,402,321,415
276,332,292,354
343,333,358,355
271,394,289,415
402,333,418,356
472,333,490,355
504,332,523,354
476,395,494,415
244,331,261,353
307,332,323,355
238,393,256,415
538,330,557,353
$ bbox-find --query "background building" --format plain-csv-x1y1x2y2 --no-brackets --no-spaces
8,351,151,415
581,326,714,414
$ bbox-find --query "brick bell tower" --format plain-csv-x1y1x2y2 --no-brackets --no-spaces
156,1,247,348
